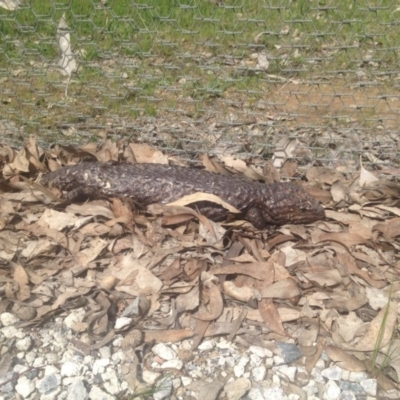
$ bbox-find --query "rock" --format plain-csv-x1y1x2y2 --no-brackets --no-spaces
262,387,287,400
248,388,265,400
61,361,82,377
67,378,88,400
0,372,16,393
36,373,61,394
152,343,177,360
223,377,251,400
1,325,19,339
276,342,303,364
360,379,377,396
0,312,20,326
16,336,33,352
251,366,266,382
15,376,35,398
321,365,343,381
142,370,161,385
114,317,132,330
63,308,86,329
323,380,341,400
273,365,297,382
233,356,249,378
93,359,110,375
159,359,183,370
249,345,273,358
153,377,173,400
89,386,115,400
198,339,215,351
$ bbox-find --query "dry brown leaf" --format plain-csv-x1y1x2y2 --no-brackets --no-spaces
261,278,301,299
359,164,379,186
12,263,31,301
66,203,114,219
223,281,260,303
211,262,273,281
306,166,344,185
258,298,287,336
7,147,30,173
305,338,325,376
304,269,342,287
373,217,400,241
349,301,398,352
337,252,385,289
167,192,241,214
196,272,224,321
324,345,366,372
128,143,168,164
318,232,367,248
75,238,108,266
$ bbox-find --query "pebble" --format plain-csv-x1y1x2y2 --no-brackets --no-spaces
66,378,88,400
61,361,82,377
224,377,251,400
0,312,20,326
252,366,267,382
36,373,61,394
15,376,36,398
360,379,377,396
114,317,132,330
153,377,173,400
322,365,343,381
15,336,32,351
323,380,341,400
160,359,183,370
152,343,177,360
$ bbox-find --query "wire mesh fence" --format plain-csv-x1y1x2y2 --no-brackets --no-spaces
1,0,400,165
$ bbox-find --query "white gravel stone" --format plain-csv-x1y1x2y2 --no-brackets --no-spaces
303,380,319,396
251,366,267,382
152,343,177,360
224,377,252,400
44,365,60,376
15,376,35,398
40,387,62,400
0,312,20,326
63,308,86,329
249,353,262,366
92,358,110,375
233,364,245,378
32,356,46,368
197,339,215,351
249,345,272,358
142,370,161,385
181,376,192,386
348,371,369,382
273,365,297,382
61,361,82,377
36,373,61,394
323,380,341,400
1,325,19,339
273,355,285,365
153,377,173,400
114,317,132,330
13,364,29,375
160,359,183,370
89,386,115,400
262,387,287,400
99,346,111,359
360,379,377,396
321,365,343,381
248,388,265,400
339,391,356,400
16,336,33,351
288,395,300,400
25,351,37,364
67,378,88,400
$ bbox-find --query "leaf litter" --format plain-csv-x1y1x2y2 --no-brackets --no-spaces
1,136,400,391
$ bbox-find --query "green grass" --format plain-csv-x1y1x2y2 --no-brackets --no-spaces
1,0,400,139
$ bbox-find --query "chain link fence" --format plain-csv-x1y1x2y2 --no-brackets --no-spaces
1,1,400,165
